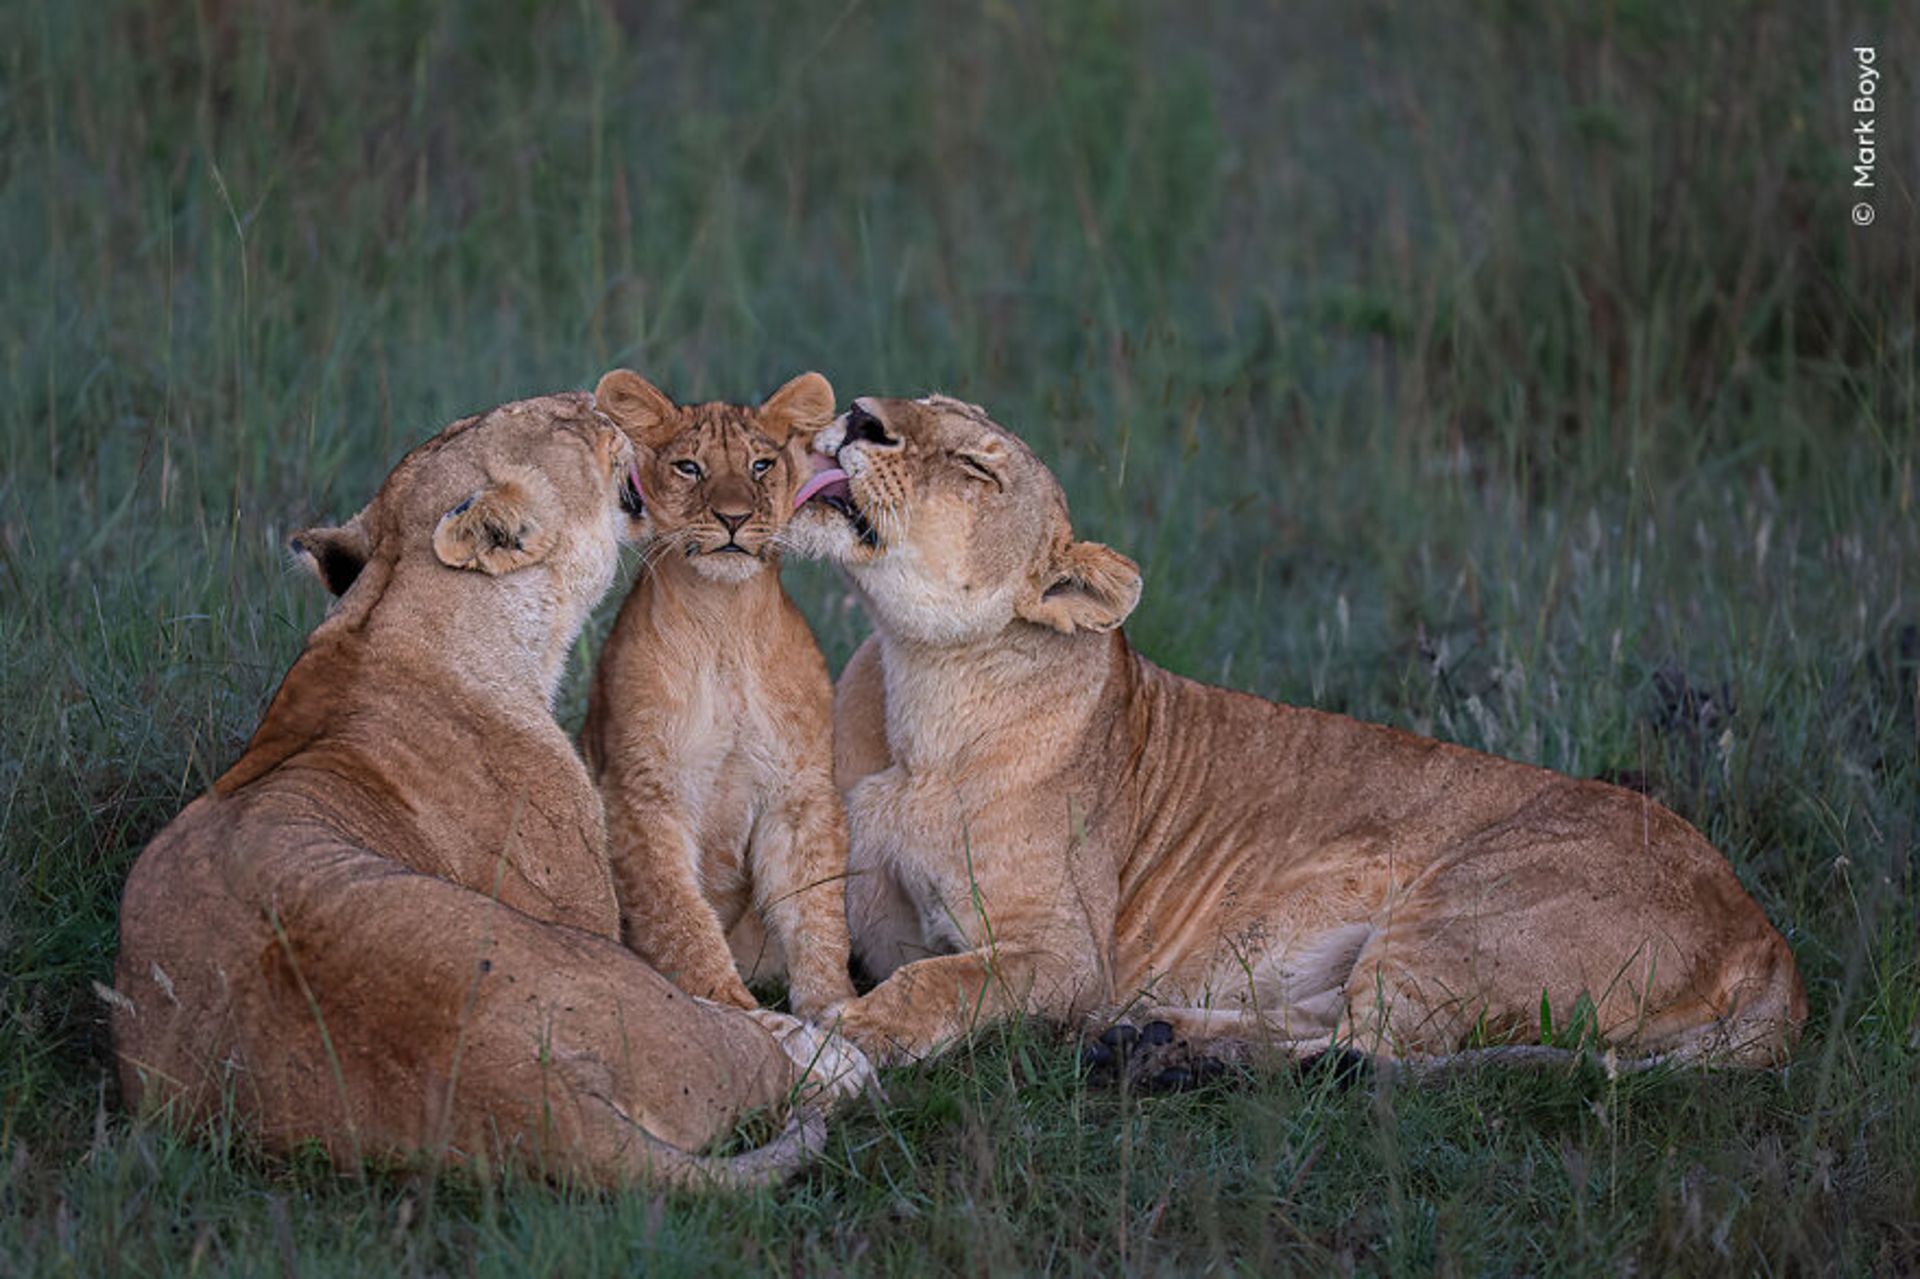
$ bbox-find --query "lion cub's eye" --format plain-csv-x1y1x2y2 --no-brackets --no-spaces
751,457,775,478
672,459,703,480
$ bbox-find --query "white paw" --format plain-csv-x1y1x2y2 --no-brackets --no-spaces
744,1008,880,1106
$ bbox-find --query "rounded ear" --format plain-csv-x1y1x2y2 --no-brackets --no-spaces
289,518,371,597
432,474,558,576
1018,540,1143,635
758,371,836,445
593,369,679,449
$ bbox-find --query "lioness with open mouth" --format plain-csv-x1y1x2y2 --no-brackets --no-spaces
112,393,867,1189
793,394,1805,1072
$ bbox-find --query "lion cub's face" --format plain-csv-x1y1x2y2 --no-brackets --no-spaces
794,395,1141,646
292,392,647,603
592,370,837,584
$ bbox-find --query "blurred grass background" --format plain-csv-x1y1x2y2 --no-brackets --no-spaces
3,0,1918,1271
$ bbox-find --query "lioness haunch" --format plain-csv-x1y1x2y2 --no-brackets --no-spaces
112,394,867,1189
794,394,1805,1071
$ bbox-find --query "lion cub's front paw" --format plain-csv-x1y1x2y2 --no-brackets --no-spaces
698,972,760,1011
744,1008,880,1107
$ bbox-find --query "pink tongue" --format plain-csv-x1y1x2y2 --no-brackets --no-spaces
793,460,851,510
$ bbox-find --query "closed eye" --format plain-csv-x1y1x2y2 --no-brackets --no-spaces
953,452,1003,489
672,459,703,480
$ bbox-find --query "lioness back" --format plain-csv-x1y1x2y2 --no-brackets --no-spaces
581,370,856,1017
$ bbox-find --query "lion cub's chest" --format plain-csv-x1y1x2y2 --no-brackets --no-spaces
672,667,782,851
662,638,836,889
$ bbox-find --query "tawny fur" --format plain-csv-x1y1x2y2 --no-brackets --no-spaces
112,394,868,1190
581,371,856,1017
792,395,1807,1069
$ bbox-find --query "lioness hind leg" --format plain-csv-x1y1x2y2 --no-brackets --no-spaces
1618,929,1805,1067
1334,862,1799,1065
126,847,810,1187
1333,913,1726,1062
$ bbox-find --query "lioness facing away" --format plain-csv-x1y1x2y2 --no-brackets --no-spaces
581,370,856,1018
793,394,1806,1070
113,393,866,1189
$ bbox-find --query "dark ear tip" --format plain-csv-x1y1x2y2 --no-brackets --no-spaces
291,526,370,597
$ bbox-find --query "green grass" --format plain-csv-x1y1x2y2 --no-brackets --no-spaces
4,0,1918,1271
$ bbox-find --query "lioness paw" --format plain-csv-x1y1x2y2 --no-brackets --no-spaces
1082,1019,1235,1094
744,1008,880,1107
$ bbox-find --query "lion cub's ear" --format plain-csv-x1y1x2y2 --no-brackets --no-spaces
432,475,558,576
290,518,372,597
758,372,836,445
1019,539,1143,635
594,369,680,449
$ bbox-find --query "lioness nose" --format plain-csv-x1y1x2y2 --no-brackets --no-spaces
715,509,749,534
845,401,898,448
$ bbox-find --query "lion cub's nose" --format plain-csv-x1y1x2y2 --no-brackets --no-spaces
710,474,755,534
845,401,899,448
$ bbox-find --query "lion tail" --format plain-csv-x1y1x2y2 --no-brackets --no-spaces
626,1104,828,1192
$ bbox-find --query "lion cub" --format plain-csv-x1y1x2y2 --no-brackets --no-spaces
582,369,855,1017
